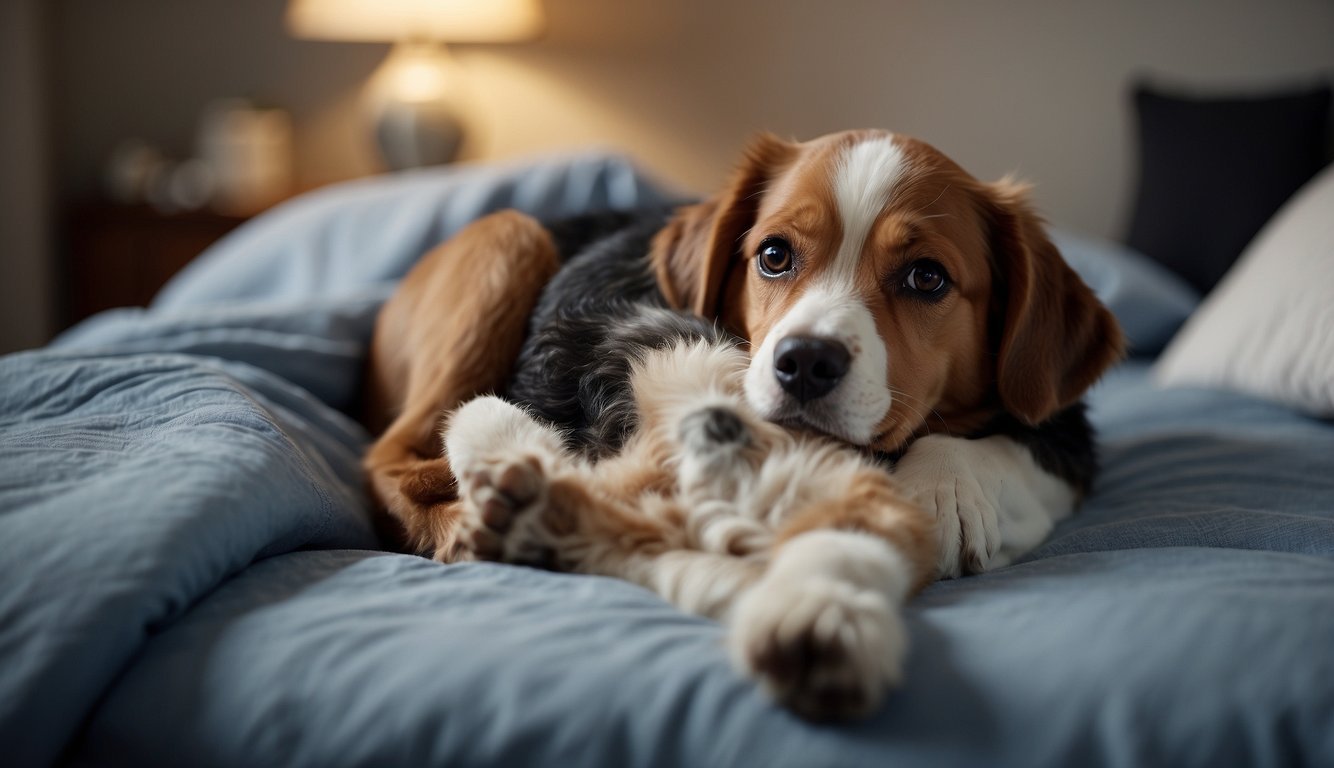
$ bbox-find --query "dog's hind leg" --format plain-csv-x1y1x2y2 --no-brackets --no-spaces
445,395,766,618
443,394,676,569
442,395,576,565
363,211,560,560
729,466,935,720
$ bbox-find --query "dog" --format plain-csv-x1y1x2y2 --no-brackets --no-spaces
363,129,1123,584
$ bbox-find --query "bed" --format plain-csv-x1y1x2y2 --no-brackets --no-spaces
2,152,1332,768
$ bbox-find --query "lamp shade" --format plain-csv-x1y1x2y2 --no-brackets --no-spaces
287,0,544,43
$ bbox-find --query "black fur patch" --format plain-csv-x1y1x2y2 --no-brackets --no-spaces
974,403,1100,497
506,210,730,457
539,208,673,264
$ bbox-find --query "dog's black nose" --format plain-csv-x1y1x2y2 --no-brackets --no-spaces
773,336,850,403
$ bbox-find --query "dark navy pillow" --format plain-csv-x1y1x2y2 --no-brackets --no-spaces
1124,81,1330,295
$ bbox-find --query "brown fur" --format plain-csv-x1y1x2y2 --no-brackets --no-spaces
775,469,936,593
363,210,559,555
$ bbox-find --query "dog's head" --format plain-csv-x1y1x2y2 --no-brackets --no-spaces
651,129,1124,452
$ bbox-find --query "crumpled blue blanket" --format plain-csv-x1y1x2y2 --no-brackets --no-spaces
2,153,1331,768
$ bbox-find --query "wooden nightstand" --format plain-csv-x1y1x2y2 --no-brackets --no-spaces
61,203,252,328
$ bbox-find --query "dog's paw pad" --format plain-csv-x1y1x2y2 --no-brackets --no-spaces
730,578,905,721
466,455,543,531
457,455,549,562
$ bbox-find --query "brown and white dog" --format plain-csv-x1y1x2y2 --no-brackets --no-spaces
362,129,1123,714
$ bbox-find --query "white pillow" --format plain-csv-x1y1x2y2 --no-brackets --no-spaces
1155,162,1334,415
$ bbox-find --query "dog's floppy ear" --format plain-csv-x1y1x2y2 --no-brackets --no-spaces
652,133,796,317
986,179,1125,424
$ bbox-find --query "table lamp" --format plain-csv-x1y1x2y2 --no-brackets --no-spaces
287,0,544,170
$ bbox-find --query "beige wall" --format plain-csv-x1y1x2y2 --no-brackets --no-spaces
1,0,53,353
50,1,1334,234
26,0,1334,344
459,0,1334,236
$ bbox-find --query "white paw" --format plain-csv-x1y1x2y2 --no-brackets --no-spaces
444,396,580,565
729,576,906,720
893,435,1076,578
930,469,1000,578
891,437,997,576
892,435,1001,578
443,396,565,476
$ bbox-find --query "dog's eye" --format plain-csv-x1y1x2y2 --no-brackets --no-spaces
757,238,795,277
903,259,950,296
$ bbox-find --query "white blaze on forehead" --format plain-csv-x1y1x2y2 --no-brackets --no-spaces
829,138,908,287
740,136,906,445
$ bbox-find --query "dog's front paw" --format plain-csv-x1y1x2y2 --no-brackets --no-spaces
455,454,563,568
925,468,1000,579
892,435,1001,578
893,435,1078,578
729,576,906,721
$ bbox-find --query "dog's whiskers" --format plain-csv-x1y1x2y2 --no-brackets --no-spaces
888,388,950,438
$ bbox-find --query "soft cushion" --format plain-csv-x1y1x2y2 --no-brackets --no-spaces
1125,81,1331,294
1049,229,1198,357
1154,161,1334,416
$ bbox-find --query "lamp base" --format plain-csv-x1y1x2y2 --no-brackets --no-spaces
365,41,467,170
373,99,464,170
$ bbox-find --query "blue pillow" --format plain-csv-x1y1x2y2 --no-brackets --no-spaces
152,152,683,311
1049,229,1199,357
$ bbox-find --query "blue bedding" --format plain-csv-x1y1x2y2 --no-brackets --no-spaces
2,154,1331,767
